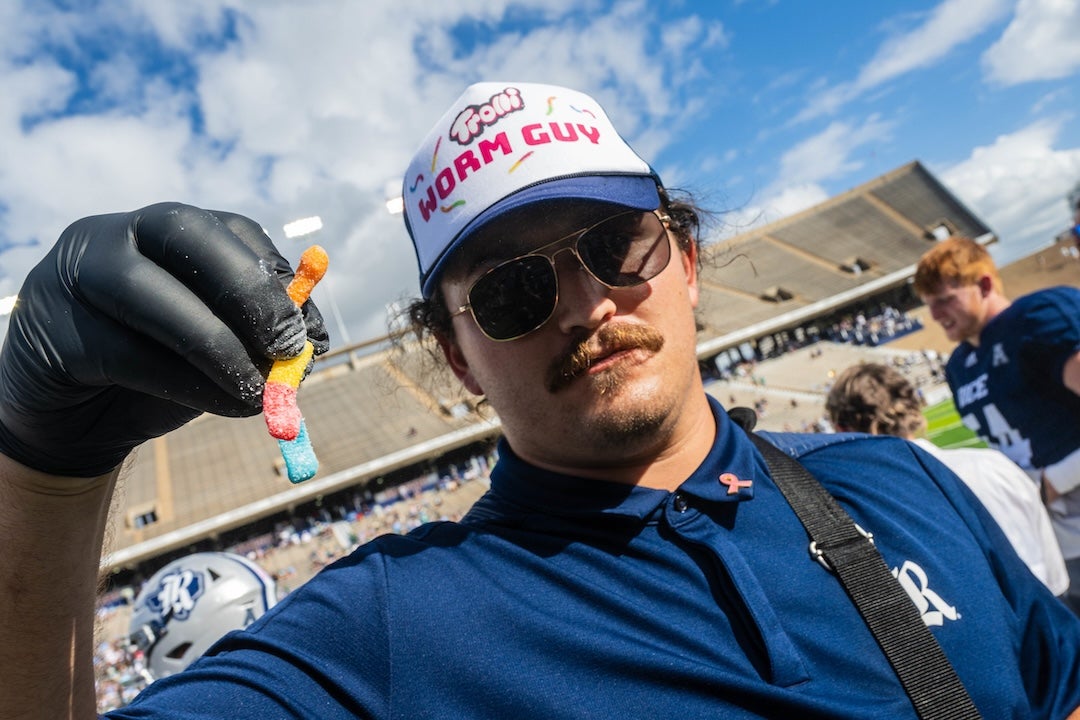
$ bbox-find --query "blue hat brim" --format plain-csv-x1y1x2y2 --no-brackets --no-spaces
420,174,660,298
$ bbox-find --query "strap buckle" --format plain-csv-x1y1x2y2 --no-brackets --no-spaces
809,523,874,572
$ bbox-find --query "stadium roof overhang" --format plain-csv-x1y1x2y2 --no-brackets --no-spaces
104,161,998,573
695,232,995,359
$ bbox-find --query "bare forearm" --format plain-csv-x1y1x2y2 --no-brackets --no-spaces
0,453,118,720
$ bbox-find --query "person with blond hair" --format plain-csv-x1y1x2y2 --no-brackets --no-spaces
915,236,1080,612
826,362,1068,595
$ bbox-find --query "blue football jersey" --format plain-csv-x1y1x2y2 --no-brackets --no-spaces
946,286,1080,469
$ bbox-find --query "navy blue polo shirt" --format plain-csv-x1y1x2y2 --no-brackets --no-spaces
110,397,1080,719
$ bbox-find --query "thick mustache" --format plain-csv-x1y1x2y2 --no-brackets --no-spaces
546,324,665,393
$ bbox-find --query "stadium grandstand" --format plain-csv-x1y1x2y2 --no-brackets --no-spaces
102,159,1077,591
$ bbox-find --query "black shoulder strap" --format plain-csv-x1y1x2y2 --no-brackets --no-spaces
747,432,982,720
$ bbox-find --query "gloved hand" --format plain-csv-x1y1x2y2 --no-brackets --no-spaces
0,202,329,477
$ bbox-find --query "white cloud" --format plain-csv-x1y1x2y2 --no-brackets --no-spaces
1029,87,1069,115
773,115,893,189
1,0,1073,351
0,61,76,128
797,0,1011,121
715,182,831,241
662,15,730,55
0,1,708,345
938,117,1080,263
982,0,1080,85
858,0,1011,87
766,183,832,217
709,114,893,240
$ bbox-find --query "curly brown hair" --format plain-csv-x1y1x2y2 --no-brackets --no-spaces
825,362,927,439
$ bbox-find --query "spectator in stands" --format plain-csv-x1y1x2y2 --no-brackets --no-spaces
826,362,1068,595
914,237,1080,615
1068,181,1080,256
2,82,1080,719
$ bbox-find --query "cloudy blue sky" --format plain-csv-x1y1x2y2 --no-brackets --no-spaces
1,0,1078,346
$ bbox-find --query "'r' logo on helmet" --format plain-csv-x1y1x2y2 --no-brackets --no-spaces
146,568,205,622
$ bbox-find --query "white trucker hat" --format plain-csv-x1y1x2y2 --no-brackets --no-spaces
402,82,661,298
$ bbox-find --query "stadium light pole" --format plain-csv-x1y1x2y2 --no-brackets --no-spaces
282,215,352,346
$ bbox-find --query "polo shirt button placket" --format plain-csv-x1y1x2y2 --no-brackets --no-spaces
673,493,689,513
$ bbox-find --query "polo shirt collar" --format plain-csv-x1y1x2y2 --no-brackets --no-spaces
487,396,764,522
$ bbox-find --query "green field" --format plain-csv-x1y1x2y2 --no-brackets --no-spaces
924,399,987,449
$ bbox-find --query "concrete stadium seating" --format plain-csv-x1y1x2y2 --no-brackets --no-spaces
103,160,1026,574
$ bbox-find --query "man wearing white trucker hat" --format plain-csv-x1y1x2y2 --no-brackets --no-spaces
402,83,705,485
2,82,1079,719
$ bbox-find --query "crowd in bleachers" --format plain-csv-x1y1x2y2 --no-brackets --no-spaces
94,638,154,712
823,304,923,347
707,336,951,436
92,449,497,715
707,299,924,385
91,323,956,717
88,329,1005,715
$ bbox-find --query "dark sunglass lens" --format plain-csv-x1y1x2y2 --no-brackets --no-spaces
578,212,670,287
469,256,557,339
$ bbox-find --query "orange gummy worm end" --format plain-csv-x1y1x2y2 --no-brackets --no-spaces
286,245,330,307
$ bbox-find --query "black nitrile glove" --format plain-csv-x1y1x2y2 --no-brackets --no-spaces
0,202,329,477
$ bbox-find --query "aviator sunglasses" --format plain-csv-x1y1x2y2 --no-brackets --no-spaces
452,209,672,341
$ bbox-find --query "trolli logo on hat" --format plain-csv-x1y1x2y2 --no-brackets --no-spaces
402,82,661,298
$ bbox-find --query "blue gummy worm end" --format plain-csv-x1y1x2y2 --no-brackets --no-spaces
279,420,318,483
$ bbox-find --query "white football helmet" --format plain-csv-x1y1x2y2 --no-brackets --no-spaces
128,551,277,679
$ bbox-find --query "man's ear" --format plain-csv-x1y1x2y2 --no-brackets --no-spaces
977,274,995,296
680,240,700,308
435,332,485,396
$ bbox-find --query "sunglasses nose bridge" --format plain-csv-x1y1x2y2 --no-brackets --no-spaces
547,242,580,268
545,236,613,290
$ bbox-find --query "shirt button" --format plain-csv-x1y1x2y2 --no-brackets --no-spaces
673,493,689,513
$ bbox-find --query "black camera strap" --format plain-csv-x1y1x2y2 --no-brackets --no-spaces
748,432,982,720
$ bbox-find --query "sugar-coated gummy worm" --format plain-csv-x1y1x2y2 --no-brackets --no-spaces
263,341,315,440
263,245,327,482
279,420,318,483
286,245,329,306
